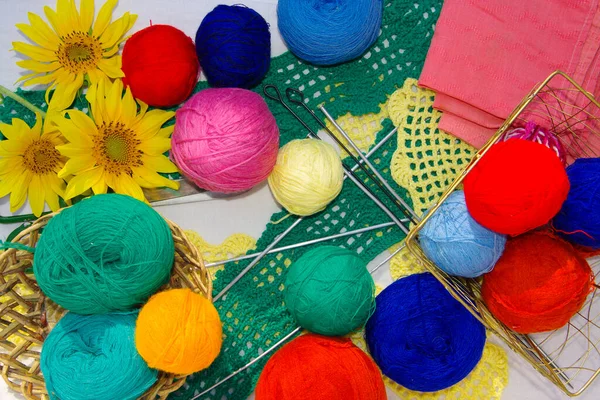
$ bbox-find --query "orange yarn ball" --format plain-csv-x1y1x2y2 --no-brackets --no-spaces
482,231,594,334
135,288,222,375
256,334,386,400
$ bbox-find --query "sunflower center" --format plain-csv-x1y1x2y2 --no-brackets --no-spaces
56,32,103,74
23,139,61,174
93,122,142,176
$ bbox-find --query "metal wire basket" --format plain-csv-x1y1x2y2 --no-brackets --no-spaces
406,70,600,396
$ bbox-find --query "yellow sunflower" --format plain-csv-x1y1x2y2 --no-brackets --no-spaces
56,78,180,201
13,0,136,111
0,113,67,217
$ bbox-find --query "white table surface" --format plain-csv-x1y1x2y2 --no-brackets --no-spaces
0,1,598,399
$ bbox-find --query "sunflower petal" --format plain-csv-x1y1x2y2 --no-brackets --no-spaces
120,87,137,124
64,167,102,199
113,173,145,201
12,41,56,62
133,109,175,139
142,154,179,173
97,56,124,79
16,23,60,51
9,172,31,212
56,117,93,148
79,0,94,32
99,12,130,49
28,174,46,217
59,154,96,177
92,0,117,38
0,137,30,156
44,185,61,211
67,109,98,136
56,143,88,158
0,172,23,198
48,72,84,111
48,173,67,195
28,12,60,43
157,125,174,138
133,166,179,190
21,70,62,87
17,60,61,73
91,174,108,195
104,78,123,121
43,6,68,38
138,137,171,156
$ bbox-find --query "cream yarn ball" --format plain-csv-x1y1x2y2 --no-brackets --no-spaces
268,139,344,216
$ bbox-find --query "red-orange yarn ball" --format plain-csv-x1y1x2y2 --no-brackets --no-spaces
482,231,594,334
464,139,569,235
122,25,199,107
256,334,386,400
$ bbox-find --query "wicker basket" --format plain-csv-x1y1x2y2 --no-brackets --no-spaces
0,210,212,400
406,71,600,396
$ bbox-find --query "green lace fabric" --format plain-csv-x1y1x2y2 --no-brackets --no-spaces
0,1,443,399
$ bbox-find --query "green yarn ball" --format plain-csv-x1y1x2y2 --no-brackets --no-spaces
34,194,174,314
41,311,158,400
284,246,375,336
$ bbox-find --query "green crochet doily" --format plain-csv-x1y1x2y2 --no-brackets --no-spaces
0,1,442,399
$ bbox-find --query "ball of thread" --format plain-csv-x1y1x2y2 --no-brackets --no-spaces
268,139,343,216
501,121,566,165
277,0,383,66
33,194,174,314
482,231,594,334
365,273,486,392
172,88,279,193
553,158,600,249
256,334,386,400
135,288,223,375
420,190,507,278
284,246,374,336
464,139,569,235
195,5,271,88
122,24,199,107
41,312,158,400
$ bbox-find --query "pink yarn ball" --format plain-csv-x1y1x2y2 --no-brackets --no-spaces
172,88,280,193
501,121,566,165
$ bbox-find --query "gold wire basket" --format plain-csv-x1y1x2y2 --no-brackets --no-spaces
0,210,212,400
406,70,600,396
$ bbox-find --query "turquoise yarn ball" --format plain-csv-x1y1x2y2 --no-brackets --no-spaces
41,312,158,400
284,246,375,336
34,194,174,314
420,191,507,278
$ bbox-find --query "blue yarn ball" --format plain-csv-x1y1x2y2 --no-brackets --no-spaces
277,0,383,66
420,191,507,278
41,312,157,400
195,5,271,88
365,273,486,392
553,157,600,248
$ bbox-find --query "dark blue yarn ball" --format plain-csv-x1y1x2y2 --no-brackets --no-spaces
195,5,271,89
553,158,600,249
365,273,486,392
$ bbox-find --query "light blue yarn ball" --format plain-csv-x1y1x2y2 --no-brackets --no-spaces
420,191,507,278
277,0,383,66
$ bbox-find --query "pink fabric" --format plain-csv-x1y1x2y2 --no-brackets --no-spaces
419,0,600,148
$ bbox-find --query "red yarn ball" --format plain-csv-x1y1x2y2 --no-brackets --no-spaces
256,334,386,400
464,139,569,235
482,231,594,334
122,25,199,107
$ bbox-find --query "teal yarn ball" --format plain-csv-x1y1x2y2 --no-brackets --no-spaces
284,246,375,336
34,194,174,314
420,191,507,278
41,312,158,400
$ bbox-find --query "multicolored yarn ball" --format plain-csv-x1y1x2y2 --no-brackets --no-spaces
284,246,374,336
122,24,199,107
41,312,157,400
33,194,174,315
482,231,594,334
196,5,271,88
172,88,279,193
135,288,223,375
420,190,507,278
553,158,600,249
268,139,344,216
256,334,386,400
277,0,383,66
501,121,566,165
365,273,486,392
464,139,569,235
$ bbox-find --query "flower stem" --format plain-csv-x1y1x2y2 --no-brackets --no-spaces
0,85,46,118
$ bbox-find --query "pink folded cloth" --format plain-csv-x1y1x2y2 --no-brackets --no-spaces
419,0,600,148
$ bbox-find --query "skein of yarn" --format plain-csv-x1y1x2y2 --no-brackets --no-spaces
464,139,569,235
284,246,374,336
420,191,507,278
172,88,280,193
553,158,600,249
255,334,386,400
41,312,157,400
501,121,566,165
33,194,174,314
135,288,223,375
196,5,271,88
482,231,594,334
277,0,383,66
365,273,486,392
122,24,199,107
268,139,344,216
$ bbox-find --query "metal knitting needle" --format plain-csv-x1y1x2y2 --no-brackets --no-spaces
284,87,419,224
